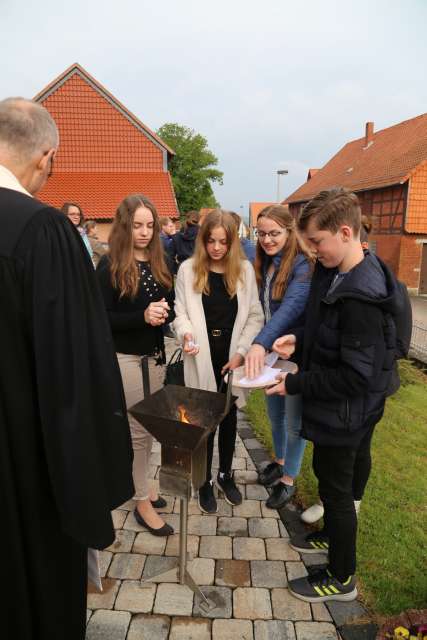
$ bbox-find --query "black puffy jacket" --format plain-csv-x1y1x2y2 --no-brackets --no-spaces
286,252,403,446
168,225,199,272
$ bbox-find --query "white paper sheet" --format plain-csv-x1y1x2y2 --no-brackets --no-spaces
264,351,279,368
237,365,282,388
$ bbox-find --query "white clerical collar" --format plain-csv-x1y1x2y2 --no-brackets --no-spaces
0,164,32,197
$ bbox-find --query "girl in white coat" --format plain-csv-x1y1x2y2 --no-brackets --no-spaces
174,210,264,514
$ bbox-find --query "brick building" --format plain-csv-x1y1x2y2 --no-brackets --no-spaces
285,115,427,293
34,63,178,241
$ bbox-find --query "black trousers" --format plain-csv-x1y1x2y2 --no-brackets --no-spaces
205,332,237,482
312,415,380,581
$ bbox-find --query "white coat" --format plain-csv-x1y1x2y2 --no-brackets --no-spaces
173,257,264,408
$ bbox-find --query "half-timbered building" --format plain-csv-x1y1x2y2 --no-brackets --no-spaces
285,115,427,293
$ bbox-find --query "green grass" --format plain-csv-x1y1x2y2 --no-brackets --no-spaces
245,360,427,617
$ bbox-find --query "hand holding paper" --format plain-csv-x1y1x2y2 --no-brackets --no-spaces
265,372,288,396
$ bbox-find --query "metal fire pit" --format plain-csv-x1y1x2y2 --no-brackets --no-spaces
129,359,235,610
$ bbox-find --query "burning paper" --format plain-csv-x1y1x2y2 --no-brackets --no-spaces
177,405,191,424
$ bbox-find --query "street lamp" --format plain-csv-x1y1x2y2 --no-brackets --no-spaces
276,169,289,202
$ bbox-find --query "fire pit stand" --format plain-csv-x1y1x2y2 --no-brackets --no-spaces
129,358,235,611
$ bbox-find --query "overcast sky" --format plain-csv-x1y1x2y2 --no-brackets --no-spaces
2,0,427,219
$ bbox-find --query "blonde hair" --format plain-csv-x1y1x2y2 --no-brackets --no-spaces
255,204,313,300
192,209,245,297
109,194,172,299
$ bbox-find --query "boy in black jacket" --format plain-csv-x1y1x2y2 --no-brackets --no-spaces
267,187,402,603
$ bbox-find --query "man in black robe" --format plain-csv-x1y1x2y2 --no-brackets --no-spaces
0,98,134,638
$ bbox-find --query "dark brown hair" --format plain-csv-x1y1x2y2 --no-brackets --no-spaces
109,194,172,299
61,202,84,226
298,187,361,235
184,210,200,228
255,204,313,300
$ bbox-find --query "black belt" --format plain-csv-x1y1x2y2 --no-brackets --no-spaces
208,328,233,337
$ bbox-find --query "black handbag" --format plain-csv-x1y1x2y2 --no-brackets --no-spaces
164,347,185,386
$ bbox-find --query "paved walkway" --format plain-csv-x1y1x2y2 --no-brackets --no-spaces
411,295,427,327
85,412,346,640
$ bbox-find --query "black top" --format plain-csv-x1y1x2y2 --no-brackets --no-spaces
167,224,199,272
285,253,402,446
202,271,238,330
0,187,134,556
96,255,175,358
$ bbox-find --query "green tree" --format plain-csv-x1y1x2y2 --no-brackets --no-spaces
157,123,223,212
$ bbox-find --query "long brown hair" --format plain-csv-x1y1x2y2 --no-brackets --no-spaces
109,194,172,299
254,204,313,300
192,209,245,297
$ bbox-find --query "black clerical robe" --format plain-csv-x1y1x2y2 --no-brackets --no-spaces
0,187,134,639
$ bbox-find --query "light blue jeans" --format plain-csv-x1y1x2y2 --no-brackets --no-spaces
266,393,306,478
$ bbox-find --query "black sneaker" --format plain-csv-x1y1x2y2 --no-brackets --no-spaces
216,471,243,506
198,480,217,514
288,568,357,602
265,481,295,509
258,461,282,487
290,531,329,554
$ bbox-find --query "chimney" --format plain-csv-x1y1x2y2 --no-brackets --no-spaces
365,121,374,146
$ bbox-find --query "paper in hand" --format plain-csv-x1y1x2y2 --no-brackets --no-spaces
236,365,281,388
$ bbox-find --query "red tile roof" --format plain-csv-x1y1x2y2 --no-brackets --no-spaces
34,63,175,159
34,63,178,218
286,113,427,203
38,172,178,219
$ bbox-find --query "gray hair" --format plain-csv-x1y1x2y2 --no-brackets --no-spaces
0,97,59,162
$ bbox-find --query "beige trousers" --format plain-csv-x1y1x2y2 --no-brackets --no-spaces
117,353,164,500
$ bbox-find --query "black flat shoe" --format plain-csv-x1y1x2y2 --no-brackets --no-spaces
258,461,282,487
133,508,174,536
150,496,167,509
265,482,296,509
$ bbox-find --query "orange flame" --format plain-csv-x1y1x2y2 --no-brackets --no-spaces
178,405,191,424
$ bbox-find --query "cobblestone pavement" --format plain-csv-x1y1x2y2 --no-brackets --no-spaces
85,406,367,640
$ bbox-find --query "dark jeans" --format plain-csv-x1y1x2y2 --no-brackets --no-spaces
205,331,237,482
313,415,381,581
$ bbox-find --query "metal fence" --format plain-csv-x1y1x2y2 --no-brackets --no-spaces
409,323,427,364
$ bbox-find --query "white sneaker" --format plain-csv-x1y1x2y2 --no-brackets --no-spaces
354,500,361,516
300,502,324,524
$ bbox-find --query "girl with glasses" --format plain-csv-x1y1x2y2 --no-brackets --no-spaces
245,205,313,510
61,202,95,265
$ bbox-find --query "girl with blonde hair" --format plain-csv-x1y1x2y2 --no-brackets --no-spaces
96,194,174,536
245,204,313,510
174,209,264,513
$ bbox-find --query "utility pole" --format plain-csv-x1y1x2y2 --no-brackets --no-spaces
276,169,289,202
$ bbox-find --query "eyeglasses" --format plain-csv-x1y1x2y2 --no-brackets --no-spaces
257,230,285,239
